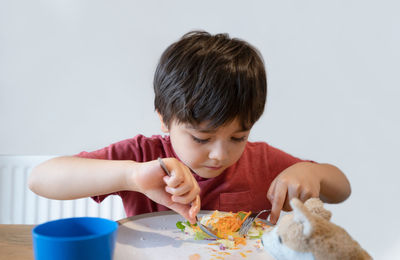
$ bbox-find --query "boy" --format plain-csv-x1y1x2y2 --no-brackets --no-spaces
29,31,351,225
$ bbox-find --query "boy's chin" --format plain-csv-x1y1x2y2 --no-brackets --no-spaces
193,168,225,179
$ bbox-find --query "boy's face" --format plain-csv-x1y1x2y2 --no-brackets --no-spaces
160,116,250,178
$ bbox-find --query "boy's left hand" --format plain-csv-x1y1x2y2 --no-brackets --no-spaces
267,162,321,224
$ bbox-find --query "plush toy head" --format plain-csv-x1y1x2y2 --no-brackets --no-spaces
262,198,371,260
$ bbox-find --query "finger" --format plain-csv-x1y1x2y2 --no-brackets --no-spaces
165,182,192,196
299,192,311,203
299,189,318,202
284,184,300,211
159,190,195,224
169,172,199,201
166,168,197,196
165,170,184,188
171,185,200,204
270,180,288,224
189,195,201,221
267,178,277,203
163,175,170,184
168,203,195,224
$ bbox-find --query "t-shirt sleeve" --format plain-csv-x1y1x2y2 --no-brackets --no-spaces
74,135,155,203
75,135,152,161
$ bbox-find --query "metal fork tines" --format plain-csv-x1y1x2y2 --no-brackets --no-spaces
196,216,220,240
238,209,271,236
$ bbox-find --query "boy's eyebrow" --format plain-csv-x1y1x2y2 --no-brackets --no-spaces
186,125,249,133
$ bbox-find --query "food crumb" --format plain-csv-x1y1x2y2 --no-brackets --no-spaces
240,252,247,258
207,247,219,252
218,251,231,255
189,253,200,260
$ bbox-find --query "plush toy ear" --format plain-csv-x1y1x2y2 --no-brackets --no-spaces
290,198,314,237
304,198,332,221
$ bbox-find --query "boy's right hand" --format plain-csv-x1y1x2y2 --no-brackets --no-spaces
129,158,201,224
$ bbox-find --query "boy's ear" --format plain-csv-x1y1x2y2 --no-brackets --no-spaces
157,111,169,133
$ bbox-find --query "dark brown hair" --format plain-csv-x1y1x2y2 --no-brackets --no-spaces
154,31,267,130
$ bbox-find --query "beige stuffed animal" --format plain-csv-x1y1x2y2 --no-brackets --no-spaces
262,198,371,260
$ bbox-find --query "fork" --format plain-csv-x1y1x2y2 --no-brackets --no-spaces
196,216,220,239
158,157,220,239
238,209,272,236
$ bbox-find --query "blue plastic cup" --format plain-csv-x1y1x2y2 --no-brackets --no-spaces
32,217,118,260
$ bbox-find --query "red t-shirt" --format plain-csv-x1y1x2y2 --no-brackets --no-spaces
76,135,308,217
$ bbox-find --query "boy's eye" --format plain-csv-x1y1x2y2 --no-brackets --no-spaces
191,136,210,144
231,136,246,142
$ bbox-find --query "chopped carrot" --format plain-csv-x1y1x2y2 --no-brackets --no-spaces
209,211,251,240
206,211,218,226
199,210,263,248
188,253,200,260
234,237,247,246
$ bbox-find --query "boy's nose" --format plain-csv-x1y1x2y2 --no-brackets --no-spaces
208,142,228,161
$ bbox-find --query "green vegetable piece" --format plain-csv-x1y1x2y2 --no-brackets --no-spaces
237,212,247,220
194,230,209,240
176,221,197,232
176,221,186,231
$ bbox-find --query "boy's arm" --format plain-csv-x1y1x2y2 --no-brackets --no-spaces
29,156,134,200
314,163,351,203
267,162,351,224
28,156,200,223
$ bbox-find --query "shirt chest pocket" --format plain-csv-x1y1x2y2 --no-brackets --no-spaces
219,191,253,212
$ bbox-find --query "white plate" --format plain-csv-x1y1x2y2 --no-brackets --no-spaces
114,210,275,260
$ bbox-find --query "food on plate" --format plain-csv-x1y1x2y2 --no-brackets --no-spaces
176,210,271,249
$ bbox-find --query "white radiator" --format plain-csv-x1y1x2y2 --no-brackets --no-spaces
0,155,126,224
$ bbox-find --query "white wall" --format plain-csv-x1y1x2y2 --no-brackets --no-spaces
1,0,399,258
